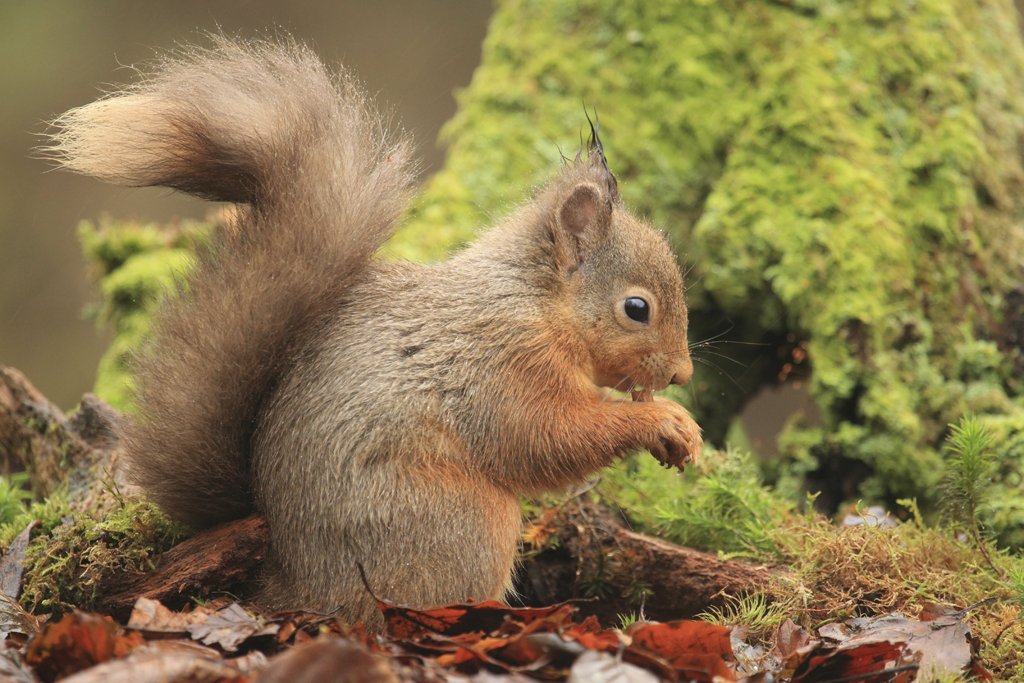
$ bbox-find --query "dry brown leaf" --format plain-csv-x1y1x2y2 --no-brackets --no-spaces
381,597,575,640
811,606,980,679
24,610,144,683
791,639,916,683
0,521,37,601
627,620,736,682
775,619,815,661
0,592,38,640
58,640,261,683
186,603,278,652
127,596,213,634
257,636,396,683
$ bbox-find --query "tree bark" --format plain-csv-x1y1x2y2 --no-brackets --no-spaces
95,516,270,621
0,367,119,498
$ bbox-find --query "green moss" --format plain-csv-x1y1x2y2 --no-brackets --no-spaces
79,216,212,410
600,448,792,559
0,489,71,549
0,474,33,531
17,497,185,614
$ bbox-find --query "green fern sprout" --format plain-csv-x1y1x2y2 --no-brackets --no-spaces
614,610,638,630
1008,564,1024,610
939,415,999,573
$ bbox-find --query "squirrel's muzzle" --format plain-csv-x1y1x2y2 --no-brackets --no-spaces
669,357,694,386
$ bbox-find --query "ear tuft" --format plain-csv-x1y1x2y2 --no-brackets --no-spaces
559,183,604,237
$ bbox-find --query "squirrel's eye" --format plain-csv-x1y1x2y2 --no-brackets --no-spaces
623,297,650,324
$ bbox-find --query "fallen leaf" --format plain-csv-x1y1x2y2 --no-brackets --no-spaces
381,598,575,640
791,640,916,683
809,606,979,679
627,620,736,680
186,603,278,652
568,650,659,683
267,609,348,646
773,619,819,679
58,640,262,683
127,597,211,634
426,609,586,674
775,619,815,660
0,650,33,683
25,611,144,683
0,521,37,600
258,636,395,683
0,592,38,640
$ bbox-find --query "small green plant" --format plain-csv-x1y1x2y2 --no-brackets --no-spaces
600,448,791,560
1009,564,1024,611
616,609,645,630
698,593,787,642
939,415,999,572
0,474,32,527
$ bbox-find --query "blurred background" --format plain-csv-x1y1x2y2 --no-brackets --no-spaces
0,2,492,408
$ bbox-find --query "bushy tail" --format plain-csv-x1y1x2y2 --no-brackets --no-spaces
47,37,416,527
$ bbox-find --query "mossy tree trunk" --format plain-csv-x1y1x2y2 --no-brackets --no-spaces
386,0,1024,542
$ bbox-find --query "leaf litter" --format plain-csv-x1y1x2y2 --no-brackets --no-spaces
0,589,990,682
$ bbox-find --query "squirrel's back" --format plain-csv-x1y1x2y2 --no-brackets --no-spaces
47,37,416,527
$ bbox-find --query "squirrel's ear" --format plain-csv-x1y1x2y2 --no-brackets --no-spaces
553,182,611,271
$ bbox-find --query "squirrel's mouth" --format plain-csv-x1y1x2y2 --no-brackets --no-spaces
596,372,671,402
594,364,671,399
630,388,654,403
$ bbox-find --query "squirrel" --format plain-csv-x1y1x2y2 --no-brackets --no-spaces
49,37,702,629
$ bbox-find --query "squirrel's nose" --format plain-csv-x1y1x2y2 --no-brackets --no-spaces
669,356,694,386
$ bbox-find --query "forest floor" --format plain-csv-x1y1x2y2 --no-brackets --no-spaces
1,366,1021,681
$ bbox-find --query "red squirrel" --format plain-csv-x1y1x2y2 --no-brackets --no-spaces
50,37,702,629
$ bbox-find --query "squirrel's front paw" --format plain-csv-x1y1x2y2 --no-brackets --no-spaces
641,397,702,470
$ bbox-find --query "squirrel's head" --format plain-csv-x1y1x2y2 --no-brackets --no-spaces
543,131,692,396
